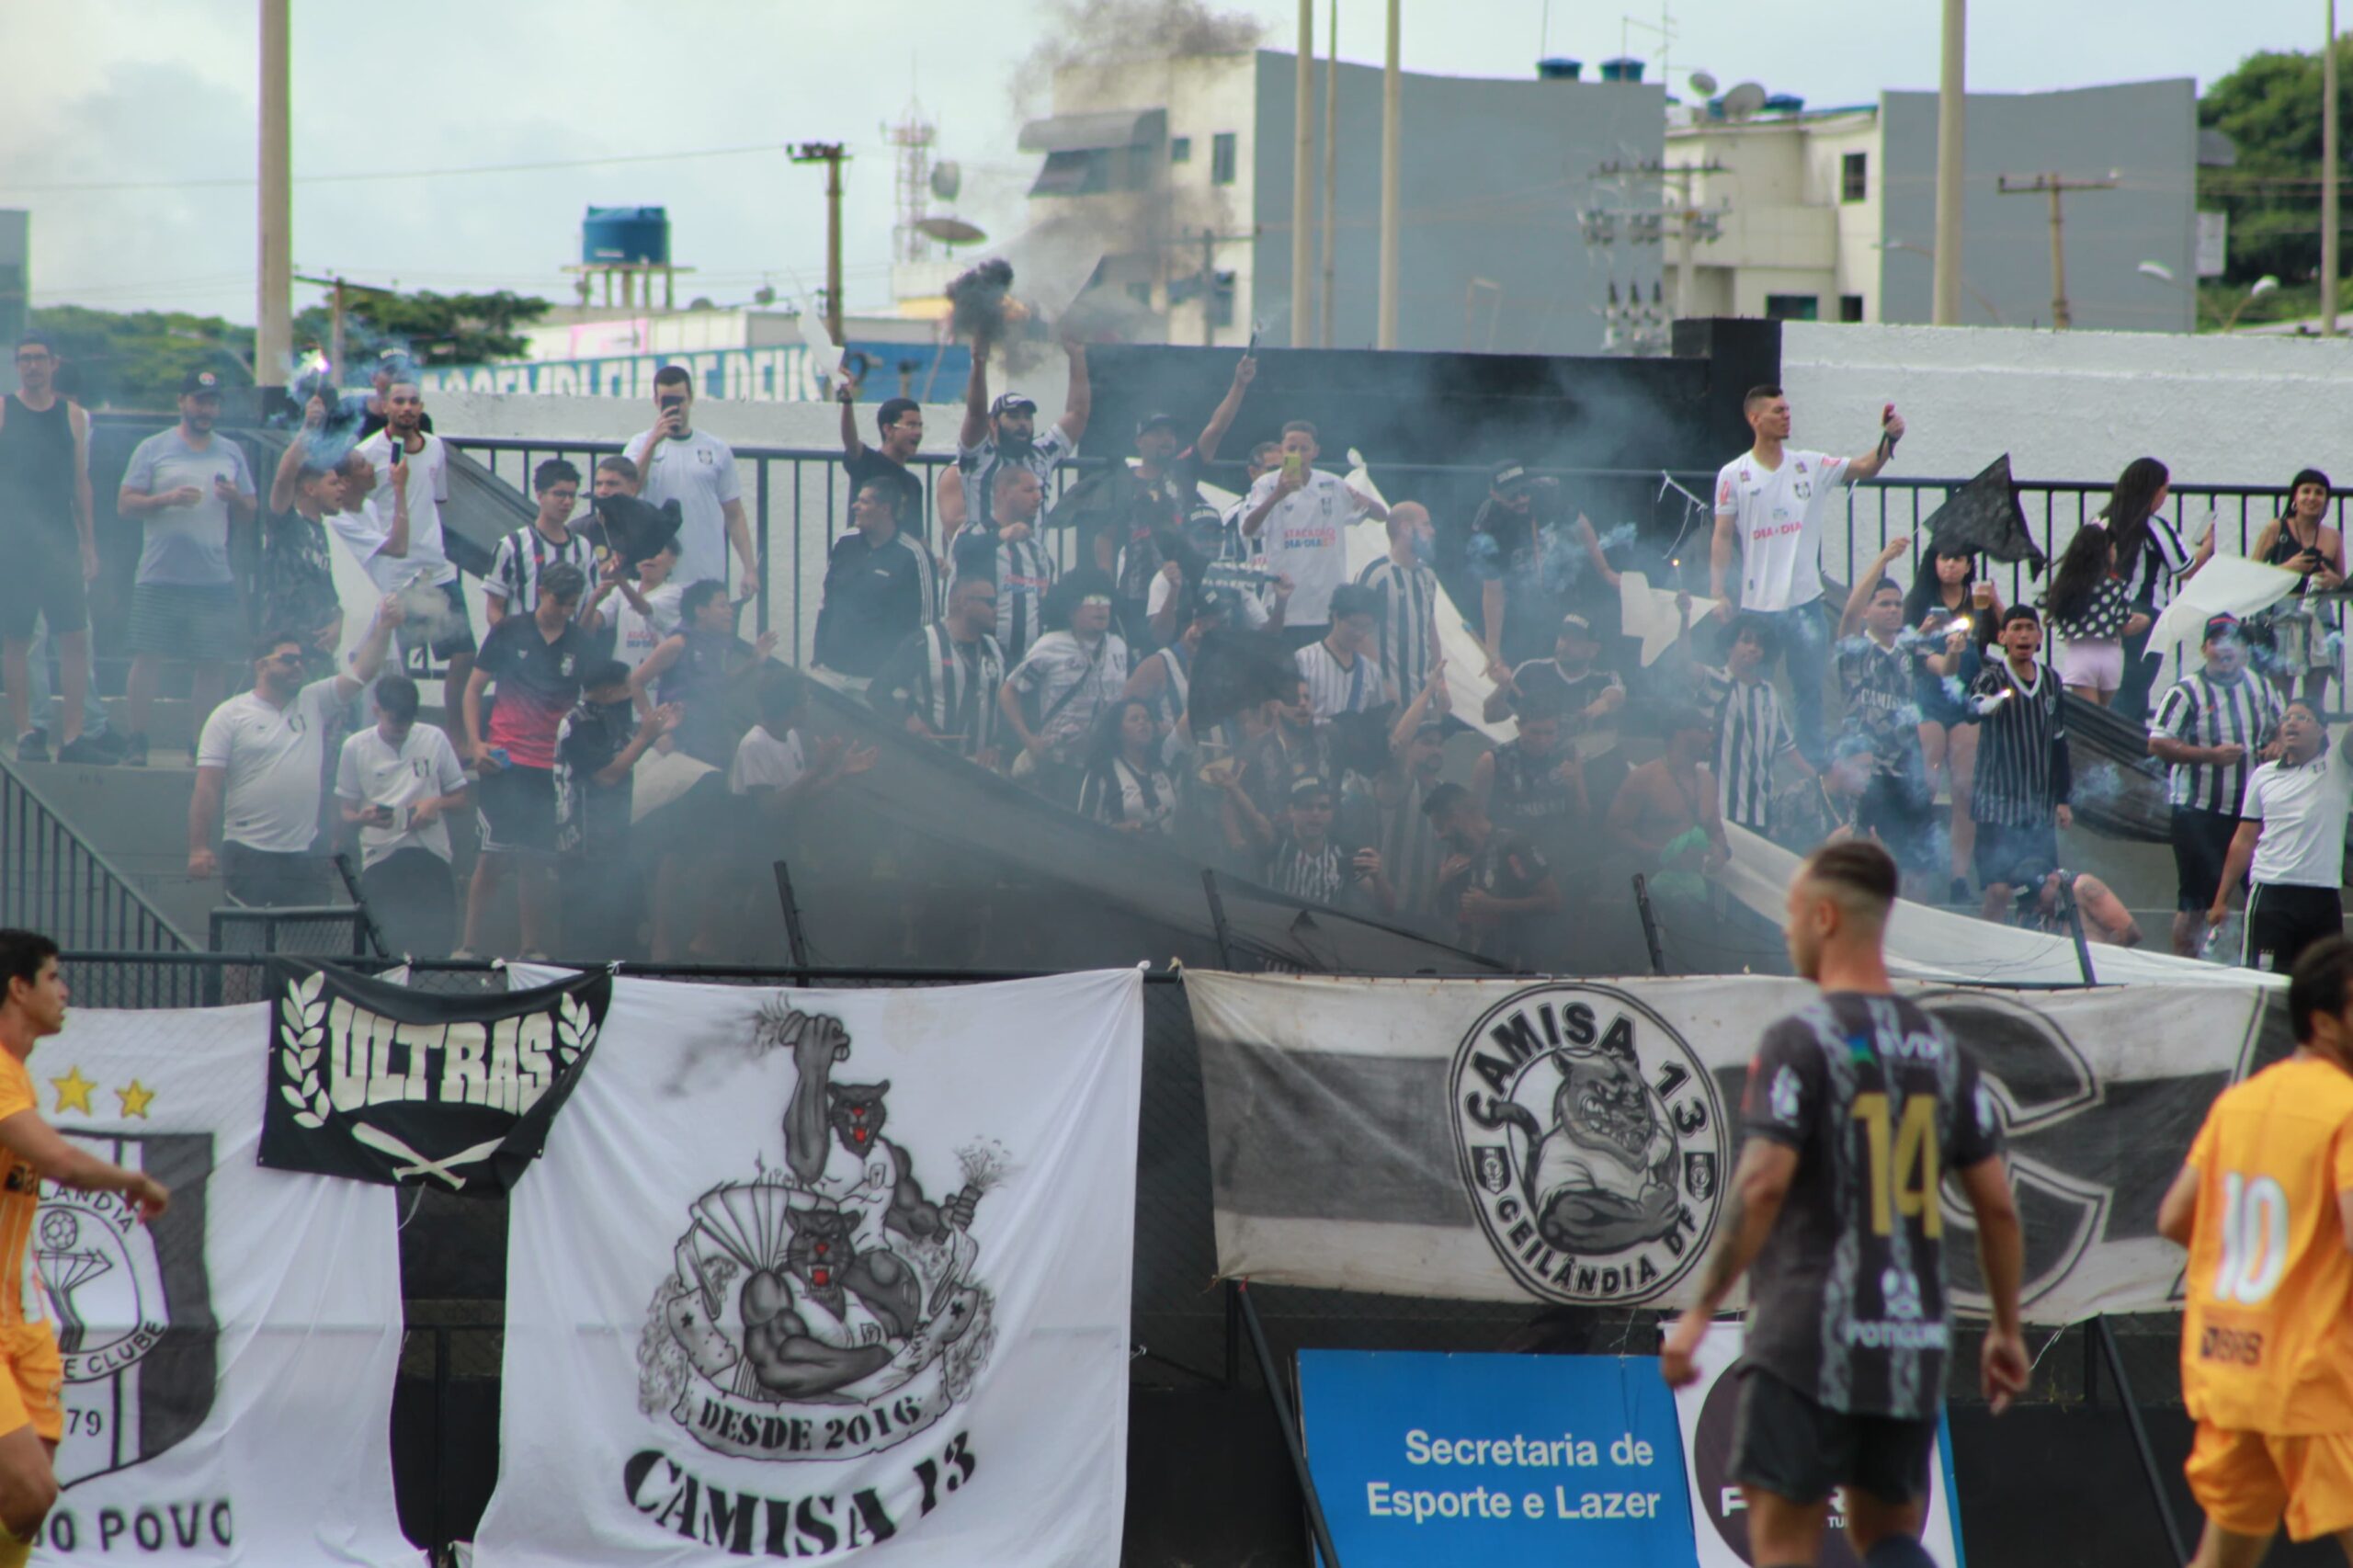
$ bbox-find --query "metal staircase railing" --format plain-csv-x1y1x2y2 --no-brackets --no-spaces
0,756,193,953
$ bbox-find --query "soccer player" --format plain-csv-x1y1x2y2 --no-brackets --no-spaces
1663,841,2028,1568
0,930,168,1564
2159,936,2353,1567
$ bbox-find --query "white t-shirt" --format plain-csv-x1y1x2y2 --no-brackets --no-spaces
334,722,468,868
195,677,349,854
632,426,742,592
730,724,807,795
613,581,685,672
1713,448,1850,613
120,428,254,585
2245,742,2353,888
342,431,457,588
1244,469,1363,627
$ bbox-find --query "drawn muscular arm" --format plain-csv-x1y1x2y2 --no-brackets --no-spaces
754,1308,893,1399
782,1014,849,1186
884,1145,974,1243
1535,1183,1678,1256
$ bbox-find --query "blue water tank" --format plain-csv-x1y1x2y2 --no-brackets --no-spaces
1762,94,1806,115
1536,57,1583,81
582,206,670,267
1597,57,1645,83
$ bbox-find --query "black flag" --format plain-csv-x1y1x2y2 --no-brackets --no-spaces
1924,454,2047,578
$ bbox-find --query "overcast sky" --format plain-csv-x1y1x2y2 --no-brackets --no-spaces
0,0,2322,329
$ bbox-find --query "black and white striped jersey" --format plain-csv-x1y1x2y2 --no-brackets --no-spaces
2150,668,2282,815
1711,675,1793,831
1356,555,1442,704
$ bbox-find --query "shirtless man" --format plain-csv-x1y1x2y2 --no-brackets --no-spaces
1607,707,1733,887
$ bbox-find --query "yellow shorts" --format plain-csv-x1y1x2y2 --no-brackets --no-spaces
2188,1421,2353,1543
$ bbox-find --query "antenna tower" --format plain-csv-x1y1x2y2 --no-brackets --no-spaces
887,101,938,264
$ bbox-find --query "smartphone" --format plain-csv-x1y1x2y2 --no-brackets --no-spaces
388,440,404,468
1281,450,1304,483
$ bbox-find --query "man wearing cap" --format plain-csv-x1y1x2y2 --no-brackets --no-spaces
1242,420,1388,651
1471,461,1620,678
1483,611,1625,732
0,332,105,763
118,369,258,765
1709,383,1905,765
953,330,1090,540
1099,353,1256,642
2151,614,2282,957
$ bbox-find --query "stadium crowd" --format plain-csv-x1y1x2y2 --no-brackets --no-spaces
3,324,2347,971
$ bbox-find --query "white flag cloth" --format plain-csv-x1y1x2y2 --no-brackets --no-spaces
2147,554,2302,670
28,1003,415,1566
473,970,1144,1568
1620,569,1721,667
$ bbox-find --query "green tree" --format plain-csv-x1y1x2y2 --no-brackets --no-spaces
26,304,252,411
2199,39,2353,285
293,289,551,373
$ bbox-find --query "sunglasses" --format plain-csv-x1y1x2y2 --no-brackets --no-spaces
1078,595,1113,608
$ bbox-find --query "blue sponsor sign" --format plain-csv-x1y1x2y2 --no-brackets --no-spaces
1297,1349,1694,1568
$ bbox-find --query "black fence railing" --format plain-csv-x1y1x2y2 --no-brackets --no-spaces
0,763,191,957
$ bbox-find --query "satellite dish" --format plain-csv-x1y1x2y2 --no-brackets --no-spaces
916,216,986,247
929,161,962,202
1688,70,1719,97
1722,82,1768,120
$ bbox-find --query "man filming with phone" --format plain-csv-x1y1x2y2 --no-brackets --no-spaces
629,366,757,604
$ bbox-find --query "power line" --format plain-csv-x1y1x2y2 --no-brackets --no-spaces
0,142,801,195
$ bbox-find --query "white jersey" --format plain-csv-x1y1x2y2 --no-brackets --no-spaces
195,678,348,854
2245,743,2353,889
631,426,742,592
1714,448,1849,613
1245,469,1363,627
350,431,457,587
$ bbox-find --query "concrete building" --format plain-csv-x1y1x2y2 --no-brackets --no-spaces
1664,80,2199,333
1018,51,1664,354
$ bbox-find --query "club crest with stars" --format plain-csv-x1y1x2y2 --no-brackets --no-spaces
38,1066,217,1489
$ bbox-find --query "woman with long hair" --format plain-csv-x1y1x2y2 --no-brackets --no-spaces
2100,456,2188,720
2042,525,2146,706
1075,698,1177,835
1903,540,2002,901
2250,467,2345,708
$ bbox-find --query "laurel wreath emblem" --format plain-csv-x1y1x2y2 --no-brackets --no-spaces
277,973,599,1133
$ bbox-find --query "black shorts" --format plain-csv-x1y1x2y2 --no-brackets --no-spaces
1973,819,2059,890
1857,770,1937,869
221,841,331,909
396,578,477,662
0,529,86,642
2245,883,2344,975
2171,807,2243,914
127,581,244,660
1729,1365,1937,1506
476,763,557,855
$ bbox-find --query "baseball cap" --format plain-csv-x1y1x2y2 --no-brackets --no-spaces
1557,612,1596,640
991,392,1038,416
1136,411,1181,437
2203,613,2242,641
1490,460,1532,491
180,368,224,397
1414,718,1447,741
1288,774,1334,801
1193,587,1233,621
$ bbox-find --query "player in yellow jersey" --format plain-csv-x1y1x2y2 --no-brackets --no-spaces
0,931,167,1566
2160,935,2353,1566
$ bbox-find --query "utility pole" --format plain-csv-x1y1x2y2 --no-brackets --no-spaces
791,142,849,344
1377,0,1402,348
1931,0,1966,325
1320,0,1338,348
1290,0,1314,347
1997,171,2118,329
2326,0,2340,337
1201,230,1219,348
291,274,394,381
1659,162,1726,319
256,0,293,389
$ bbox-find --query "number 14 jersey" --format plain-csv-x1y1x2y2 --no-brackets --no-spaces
2181,1055,2353,1434
1740,994,2005,1419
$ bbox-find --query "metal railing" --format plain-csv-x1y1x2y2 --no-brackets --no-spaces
0,761,192,959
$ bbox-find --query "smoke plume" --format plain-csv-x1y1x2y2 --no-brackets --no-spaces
1014,0,1266,117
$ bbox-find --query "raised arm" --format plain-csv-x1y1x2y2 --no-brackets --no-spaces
1839,534,1911,638
333,595,405,700
270,432,310,514
1057,339,1090,444
1194,353,1256,463
1843,404,1905,483
960,330,994,451
836,379,865,460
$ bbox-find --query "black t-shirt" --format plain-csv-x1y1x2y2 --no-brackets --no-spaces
845,448,927,540
257,509,339,639
1508,659,1624,728
1471,492,1601,665
1739,992,2004,1418
477,616,597,767
553,697,636,852
1454,828,1553,968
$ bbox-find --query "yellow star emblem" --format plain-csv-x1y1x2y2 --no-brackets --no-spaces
115,1081,154,1120
49,1067,96,1117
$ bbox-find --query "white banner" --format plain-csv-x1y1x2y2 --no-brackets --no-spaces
28,1004,415,1565
1188,971,2276,1322
473,971,1144,1567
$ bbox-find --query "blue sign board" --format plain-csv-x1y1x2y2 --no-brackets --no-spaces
1297,1349,1695,1568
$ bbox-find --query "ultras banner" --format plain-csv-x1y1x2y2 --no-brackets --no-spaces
472,969,1144,1568
257,961,608,1191
1188,972,2281,1322
28,1003,415,1565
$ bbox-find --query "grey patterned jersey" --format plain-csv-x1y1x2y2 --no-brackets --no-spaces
1738,992,2004,1418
